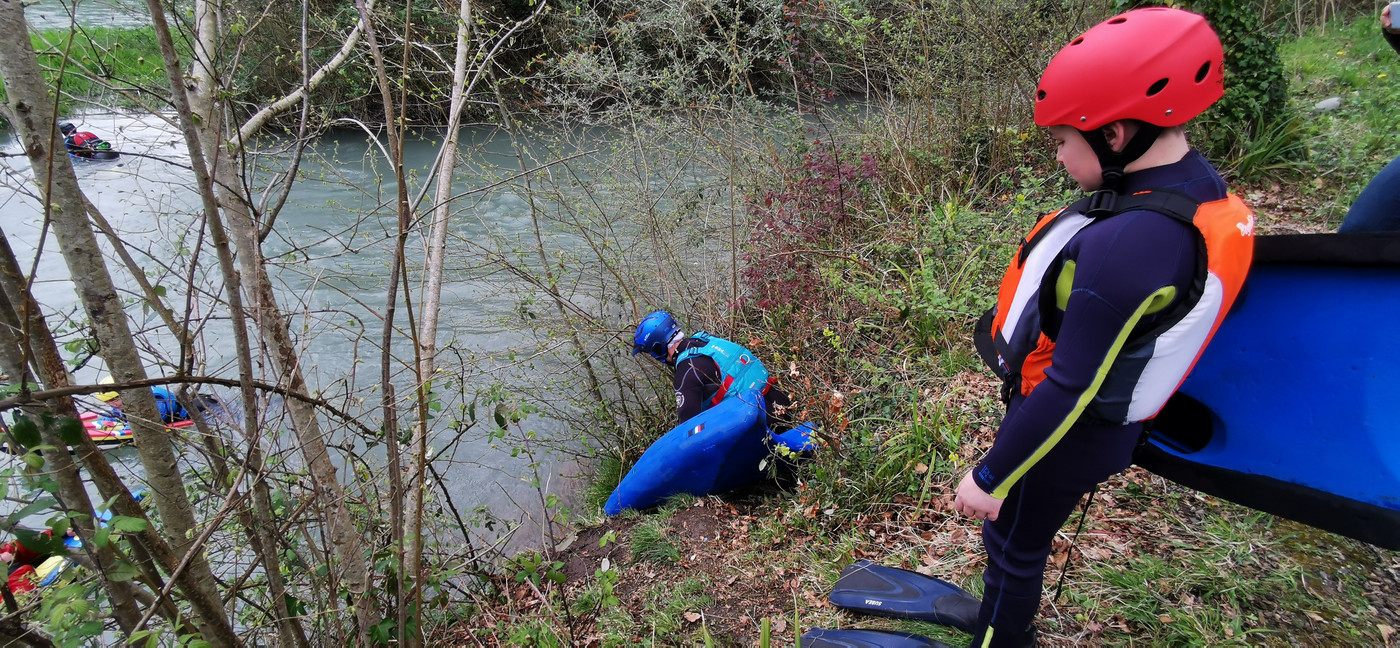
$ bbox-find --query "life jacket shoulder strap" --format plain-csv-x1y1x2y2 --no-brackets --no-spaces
1066,188,1202,224
1017,208,1068,267
1017,189,1201,268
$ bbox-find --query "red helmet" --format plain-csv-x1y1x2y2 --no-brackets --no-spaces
1034,7,1224,131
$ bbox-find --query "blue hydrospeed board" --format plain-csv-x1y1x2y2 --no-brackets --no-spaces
1137,233,1400,549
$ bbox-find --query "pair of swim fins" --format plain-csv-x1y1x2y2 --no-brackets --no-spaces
801,627,952,648
804,559,980,648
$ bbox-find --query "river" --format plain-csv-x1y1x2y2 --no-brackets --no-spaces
23,0,152,30
0,101,762,556
2,0,880,565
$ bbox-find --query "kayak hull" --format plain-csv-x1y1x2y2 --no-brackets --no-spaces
605,388,773,515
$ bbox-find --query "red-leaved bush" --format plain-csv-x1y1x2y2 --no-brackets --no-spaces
741,140,878,316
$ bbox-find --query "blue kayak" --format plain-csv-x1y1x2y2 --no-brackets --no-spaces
1137,233,1400,549
605,387,815,516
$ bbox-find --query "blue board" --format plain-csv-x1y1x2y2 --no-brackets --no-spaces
1137,233,1400,549
605,389,814,516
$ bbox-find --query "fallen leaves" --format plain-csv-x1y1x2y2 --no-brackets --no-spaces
477,431,1400,648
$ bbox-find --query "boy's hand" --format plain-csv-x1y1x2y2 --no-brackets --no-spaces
952,470,1004,521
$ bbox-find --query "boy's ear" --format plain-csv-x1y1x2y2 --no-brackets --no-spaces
1101,121,1130,152
1101,120,1148,153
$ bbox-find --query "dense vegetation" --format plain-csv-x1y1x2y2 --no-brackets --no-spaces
470,6,1400,647
0,0,1395,646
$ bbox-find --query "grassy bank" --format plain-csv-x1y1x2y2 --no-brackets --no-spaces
454,12,1400,648
0,25,171,125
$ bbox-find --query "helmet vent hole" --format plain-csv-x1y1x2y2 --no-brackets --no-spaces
1195,61,1211,83
1108,17,1127,24
1146,78,1169,97
1070,37,1084,46
1037,90,1047,101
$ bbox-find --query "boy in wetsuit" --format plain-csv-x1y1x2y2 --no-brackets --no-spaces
952,8,1255,647
632,310,794,430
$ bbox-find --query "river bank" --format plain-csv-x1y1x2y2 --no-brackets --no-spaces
3,1,1396,644
450,13,1400,647
456,168,1400,647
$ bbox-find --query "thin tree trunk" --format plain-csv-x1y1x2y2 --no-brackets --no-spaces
156,0,310,643
403,0,548,615
0,233,151,635
154,0,376,640
408,0,475,622
355,0,413,641
0,5,238,645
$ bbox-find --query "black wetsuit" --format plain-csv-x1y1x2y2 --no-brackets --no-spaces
970,151,1227,647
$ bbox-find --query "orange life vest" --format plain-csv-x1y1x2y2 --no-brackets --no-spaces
989,189,1254,424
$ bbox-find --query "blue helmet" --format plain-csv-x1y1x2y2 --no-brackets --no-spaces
632,310,682,361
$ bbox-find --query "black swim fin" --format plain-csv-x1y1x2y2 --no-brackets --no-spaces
828,560,980,633
801,627,953,648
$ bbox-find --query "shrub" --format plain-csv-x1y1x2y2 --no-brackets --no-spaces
1187,0,1293,162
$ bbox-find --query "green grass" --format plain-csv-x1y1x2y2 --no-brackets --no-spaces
0,26,177,121
1078,496,1393,646
642,576,715,637
656,492,700,516
1276,15,1400,222
583,454,623,511
596,575,715,646
500,617,567,647
630,519,681,565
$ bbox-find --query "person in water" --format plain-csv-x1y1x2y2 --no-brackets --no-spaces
95,376,192,425
954,8,1254,647
1336,5,1400,233
58,122,113,158
631,310,795,431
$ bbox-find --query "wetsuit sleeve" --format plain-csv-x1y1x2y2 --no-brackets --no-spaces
972,211,1198,497
673,356,721,423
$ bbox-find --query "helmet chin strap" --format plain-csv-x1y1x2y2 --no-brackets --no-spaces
1079,123,1164,192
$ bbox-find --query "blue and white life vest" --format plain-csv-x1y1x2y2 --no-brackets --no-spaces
675,332,772,407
